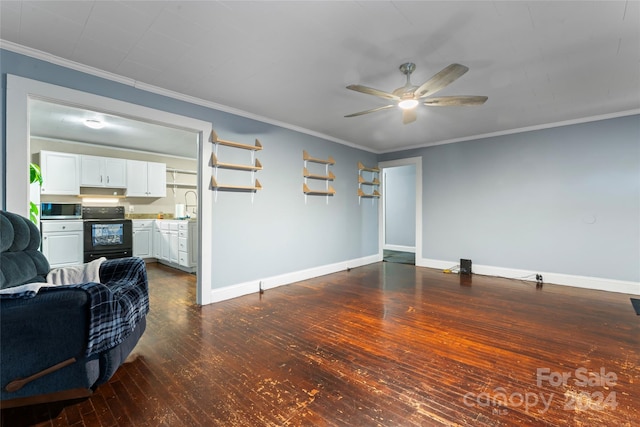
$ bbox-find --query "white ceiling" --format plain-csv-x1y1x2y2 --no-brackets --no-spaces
2,1,639,155
29,99,199,158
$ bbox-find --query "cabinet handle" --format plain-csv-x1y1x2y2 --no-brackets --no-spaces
62,226,66,230
100,175,103,183
107,176,110,184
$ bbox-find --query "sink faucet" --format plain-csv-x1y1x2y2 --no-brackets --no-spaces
184,190,198,217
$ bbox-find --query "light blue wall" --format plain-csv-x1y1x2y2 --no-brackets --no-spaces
209,121,379,286
384,165,416,248
3,49,638,286
0,49,379,289
380,115,640,282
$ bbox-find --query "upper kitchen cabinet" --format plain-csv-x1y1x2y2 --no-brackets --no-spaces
80,155,127,188
39,151,80,195
126,160,166,197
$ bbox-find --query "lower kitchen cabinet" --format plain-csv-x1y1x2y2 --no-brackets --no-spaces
154,220,197,273
132,220,154,259
41,220,84,268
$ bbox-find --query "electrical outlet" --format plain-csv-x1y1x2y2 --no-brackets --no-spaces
536,274,543,285
128,205,134,213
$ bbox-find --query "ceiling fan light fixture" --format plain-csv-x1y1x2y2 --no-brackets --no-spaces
345,62,486,124
84,119,104,129
398,99,419,110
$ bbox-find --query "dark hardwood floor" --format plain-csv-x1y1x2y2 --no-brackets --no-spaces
2,262,638,426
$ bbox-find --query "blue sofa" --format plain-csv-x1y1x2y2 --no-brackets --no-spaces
0,210,149,408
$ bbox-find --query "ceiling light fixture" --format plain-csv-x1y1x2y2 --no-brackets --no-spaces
398,99,419,110
84,119,104,129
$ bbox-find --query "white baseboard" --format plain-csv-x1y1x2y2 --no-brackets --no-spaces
418,258,640,295
209,253,382,304
383,244,416,253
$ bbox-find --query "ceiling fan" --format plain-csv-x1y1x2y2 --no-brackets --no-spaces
345,63,487,124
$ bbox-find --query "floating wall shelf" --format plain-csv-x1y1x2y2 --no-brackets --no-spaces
303,150,335,165
210,129,264,200
303,183,335,196
212,154,262,171
303,150,336,202
357,161,380,204
357,188,381,198
358,175,380,186
167,168,198,194
211,130,262,151
304,167,335,181
211,176,262,192
358,161,380,173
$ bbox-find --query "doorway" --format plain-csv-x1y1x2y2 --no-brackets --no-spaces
379,157,422,266
6,74,213,304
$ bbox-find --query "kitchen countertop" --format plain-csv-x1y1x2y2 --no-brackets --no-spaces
127,215,197,222
126,214,175,220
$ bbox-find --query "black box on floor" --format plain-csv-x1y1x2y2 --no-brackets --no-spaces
460,259,472,275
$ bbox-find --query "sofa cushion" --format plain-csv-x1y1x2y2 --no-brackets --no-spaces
0,211,50,289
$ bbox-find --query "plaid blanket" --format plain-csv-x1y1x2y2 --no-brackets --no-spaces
77,257,150,356
1,257,149,357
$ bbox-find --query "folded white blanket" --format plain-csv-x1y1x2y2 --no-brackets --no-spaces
0,258,106,297
46,257,106,285
0,281,56,296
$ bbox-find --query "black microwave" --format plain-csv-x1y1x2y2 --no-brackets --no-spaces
40,203,82,219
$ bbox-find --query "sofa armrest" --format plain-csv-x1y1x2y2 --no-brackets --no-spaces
0,290,92,394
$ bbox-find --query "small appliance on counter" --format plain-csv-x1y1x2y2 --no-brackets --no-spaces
40,202,82,219
175,203,186,219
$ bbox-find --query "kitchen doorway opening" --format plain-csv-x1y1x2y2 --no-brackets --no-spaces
6,74,213,304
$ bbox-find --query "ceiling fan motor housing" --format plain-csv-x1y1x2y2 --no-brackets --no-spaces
399,62,416,75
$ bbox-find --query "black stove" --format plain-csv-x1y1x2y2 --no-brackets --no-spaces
82,206,133,262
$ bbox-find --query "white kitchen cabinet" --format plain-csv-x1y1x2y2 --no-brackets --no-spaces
80,155,126,188
160,221,179,264
158,221,171,260
126,160,166,197
41,220,84,268
153,222,162,259
132,220,154,259
178,221,198,268
156,220,197,272
39,151,80,195
169,223,179,264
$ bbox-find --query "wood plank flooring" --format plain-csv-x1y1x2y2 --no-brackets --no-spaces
2,262,638,426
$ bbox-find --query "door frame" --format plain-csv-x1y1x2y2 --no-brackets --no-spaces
378,157,423,265
6,74,213,304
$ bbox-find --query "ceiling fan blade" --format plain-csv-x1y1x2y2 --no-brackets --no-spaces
414,63,469,98
423,96,488,106
402,108,417,124
344,104,395,118
346,85,400,101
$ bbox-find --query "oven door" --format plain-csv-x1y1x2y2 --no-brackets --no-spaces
83,219,133,261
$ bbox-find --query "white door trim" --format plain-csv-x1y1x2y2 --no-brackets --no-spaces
378,157,422,265
6,74,213,305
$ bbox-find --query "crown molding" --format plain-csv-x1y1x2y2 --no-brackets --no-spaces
379,109,640,154
3,40,637,157
1,40,376,154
